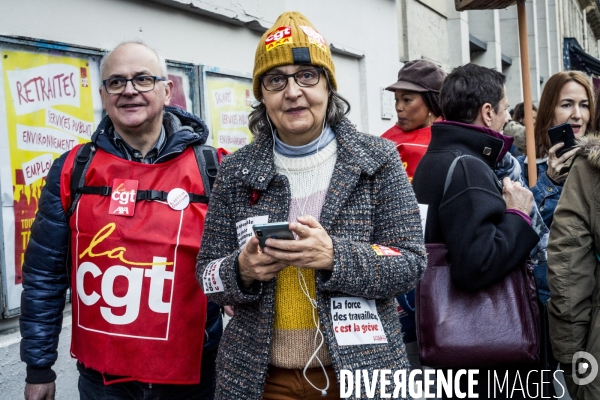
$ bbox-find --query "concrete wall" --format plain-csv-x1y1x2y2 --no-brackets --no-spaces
403,0,451,70
538,0,553,87
396,0,596,107
446,0,470,68
469,9,503,71
548,0,563,74
499,6,525,107
0,0,402,136
526,0,542,102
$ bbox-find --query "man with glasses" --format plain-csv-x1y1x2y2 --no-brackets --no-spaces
20,42,222,400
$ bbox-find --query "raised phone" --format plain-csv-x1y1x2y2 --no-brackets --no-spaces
548,122,577,157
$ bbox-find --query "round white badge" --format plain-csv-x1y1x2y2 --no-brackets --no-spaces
167,188,190,210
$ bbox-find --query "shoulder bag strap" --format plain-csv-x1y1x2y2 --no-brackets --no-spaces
443,155,468,197
443,154,493,197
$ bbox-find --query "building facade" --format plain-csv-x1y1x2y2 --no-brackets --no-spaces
400,0,600,105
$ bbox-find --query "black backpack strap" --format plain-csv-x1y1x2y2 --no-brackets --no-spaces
78,186,111,196
188,194,210,204
67,142,95,218
136,190,209,204
193,145,219,198
74,187,210,204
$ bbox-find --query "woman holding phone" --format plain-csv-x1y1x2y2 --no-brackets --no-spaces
518,71,594,228
518,72,594,379
196,11,426,399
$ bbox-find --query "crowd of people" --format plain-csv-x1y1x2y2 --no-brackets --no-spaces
17,9,600,400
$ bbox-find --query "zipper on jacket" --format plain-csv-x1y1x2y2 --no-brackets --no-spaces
154,149,184,164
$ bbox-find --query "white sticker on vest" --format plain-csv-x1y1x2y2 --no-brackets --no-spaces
236,215,268,249
418,204,428,236
202,258,226,294
167,188,189,210
330,297,388,346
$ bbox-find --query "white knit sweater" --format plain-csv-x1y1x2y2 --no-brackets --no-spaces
269,139,338,369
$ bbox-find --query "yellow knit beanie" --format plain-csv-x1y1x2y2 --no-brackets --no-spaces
253,11,336,100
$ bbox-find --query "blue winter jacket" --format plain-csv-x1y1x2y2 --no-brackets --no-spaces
19,106,222,384
517,156,563,228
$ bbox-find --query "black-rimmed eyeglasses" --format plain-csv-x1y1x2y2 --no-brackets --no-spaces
260,68,324,92
102,76,166,94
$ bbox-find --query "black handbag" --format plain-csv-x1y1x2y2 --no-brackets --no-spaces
416,155,540,368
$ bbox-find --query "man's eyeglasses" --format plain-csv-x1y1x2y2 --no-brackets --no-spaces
260,68,323,92
102,76,166,94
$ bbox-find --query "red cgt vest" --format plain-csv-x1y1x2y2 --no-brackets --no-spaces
60,145,208,384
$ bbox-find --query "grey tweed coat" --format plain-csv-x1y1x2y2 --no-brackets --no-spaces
196,118,427,399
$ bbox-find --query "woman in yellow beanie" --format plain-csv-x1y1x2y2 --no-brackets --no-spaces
197,11,426,399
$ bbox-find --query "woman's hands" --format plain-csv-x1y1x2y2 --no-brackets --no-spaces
237,215,334,288
546,142,578,184
237,236,288,289
502,177,534,215
264,215,334,271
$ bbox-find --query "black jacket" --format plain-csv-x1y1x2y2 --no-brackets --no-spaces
412,122,539,291
20,106,222,384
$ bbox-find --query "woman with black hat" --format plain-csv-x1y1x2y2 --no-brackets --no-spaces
382,59,445,183
382,61,445,396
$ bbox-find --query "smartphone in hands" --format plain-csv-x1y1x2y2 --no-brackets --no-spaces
548,123,577,158
252,222,295,250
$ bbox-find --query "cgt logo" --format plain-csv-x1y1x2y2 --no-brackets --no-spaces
76,222,175,338
109,179,138,217
77,256,173,325
573,351,599,386
112,188,136,205
265,26,292,51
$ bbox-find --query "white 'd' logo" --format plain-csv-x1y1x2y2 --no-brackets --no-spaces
573,351,599,386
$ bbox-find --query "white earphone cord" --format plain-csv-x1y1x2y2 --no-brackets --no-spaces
268,115,330,396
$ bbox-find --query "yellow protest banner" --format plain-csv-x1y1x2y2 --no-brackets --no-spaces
205,73,254,152
0,49,100,296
